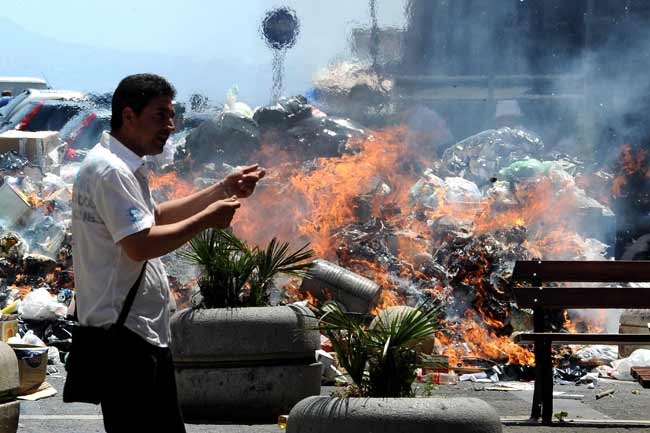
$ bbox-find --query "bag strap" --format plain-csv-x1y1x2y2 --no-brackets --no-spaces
115,262,147,327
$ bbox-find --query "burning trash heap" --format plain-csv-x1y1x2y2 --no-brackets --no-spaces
0,87,639,386
172,93,624,379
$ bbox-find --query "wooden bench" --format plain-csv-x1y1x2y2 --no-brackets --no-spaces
511,260,650,425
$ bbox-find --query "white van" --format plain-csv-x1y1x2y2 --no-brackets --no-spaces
0,77,49,96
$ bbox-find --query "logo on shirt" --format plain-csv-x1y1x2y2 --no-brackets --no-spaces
128,207,143,223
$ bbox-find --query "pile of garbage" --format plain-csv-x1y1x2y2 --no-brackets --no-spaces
0,83,634,389
181,88,366,169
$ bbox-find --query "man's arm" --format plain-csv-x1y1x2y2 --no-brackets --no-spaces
154,181,228,226
121,198,240,261
155,164,265,225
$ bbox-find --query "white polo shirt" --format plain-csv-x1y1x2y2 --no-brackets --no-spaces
72,131,171,347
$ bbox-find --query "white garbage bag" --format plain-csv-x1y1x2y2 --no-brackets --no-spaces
18,287,68,321
611,349,650,381
576,345,618,365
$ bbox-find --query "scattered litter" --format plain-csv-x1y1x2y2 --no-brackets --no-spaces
595,388,616,399
8,329,46,346
16,381,57,401
484,382,534,392
576,372,599,386
554,393,584,400
459,371,499,383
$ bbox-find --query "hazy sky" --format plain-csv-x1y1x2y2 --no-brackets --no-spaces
0,0,407,104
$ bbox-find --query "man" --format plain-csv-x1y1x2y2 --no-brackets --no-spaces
71,74,264,432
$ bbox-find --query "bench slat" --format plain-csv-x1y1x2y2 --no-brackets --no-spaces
515,333,650,345
512,260,650,282
515,286,650,308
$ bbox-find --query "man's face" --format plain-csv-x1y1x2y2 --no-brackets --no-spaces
129,95,176,156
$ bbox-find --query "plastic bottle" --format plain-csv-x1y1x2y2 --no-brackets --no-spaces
428,372,458,385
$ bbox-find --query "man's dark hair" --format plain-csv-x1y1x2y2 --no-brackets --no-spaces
110,74,176,131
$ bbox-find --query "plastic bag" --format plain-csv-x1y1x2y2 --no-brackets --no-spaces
18,287,67,321
611,349,650,381
224,86,254,118
443,177,482,204
498,158,551,183
576,345,618,365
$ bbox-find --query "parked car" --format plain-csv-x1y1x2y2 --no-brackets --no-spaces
0,100,88,133
59,108,110,161
0,89,86,121
0,76,48,96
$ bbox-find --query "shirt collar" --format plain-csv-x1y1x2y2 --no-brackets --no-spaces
100,131,145,173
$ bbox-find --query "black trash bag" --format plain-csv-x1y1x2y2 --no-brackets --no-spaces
253,105,289,129
253,95,312,130
285,116,364,159
184,111,260,166
45,319,76,352
554,359,590,382
494,363,536,382
278,95,312,123
19,318,56,342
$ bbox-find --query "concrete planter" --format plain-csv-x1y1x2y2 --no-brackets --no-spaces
0,341,19,433
170,304,321,422
287,396,502,433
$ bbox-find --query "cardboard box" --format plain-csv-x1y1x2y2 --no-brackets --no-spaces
0,130,59,165
0,182,32,227
9,344,48,395
0,317,18,342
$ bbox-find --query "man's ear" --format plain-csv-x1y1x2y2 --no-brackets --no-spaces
122,107,136,128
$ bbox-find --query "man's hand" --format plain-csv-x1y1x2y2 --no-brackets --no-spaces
201,197,241,229
222,164,266,198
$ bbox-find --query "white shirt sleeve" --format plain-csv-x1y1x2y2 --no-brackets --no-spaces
93,168,155,243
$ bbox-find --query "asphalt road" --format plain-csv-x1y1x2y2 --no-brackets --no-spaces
15,365,650,433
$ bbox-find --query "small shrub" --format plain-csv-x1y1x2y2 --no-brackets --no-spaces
178,229,314,308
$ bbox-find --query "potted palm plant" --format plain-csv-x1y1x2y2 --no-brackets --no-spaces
286,302,503,433
170,229,321,422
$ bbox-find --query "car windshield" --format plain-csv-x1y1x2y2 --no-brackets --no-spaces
25,103,83,131
2,101,84,132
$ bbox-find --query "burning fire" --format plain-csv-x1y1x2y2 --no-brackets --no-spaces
563,309,606,334
158,125,615,367
437,311,535,366
149,171,197,200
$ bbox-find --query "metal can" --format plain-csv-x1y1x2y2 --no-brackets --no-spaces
300,259,381,313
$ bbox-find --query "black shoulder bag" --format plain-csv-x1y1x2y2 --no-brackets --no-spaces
63,262,147,404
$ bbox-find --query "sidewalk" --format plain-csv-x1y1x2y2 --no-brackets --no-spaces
15,373,650,433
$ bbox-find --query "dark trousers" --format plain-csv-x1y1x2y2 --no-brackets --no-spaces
100,327,186,433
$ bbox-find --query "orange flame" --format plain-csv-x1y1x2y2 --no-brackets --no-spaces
155,125,609,366
436,311,535,366
149,172,197,200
